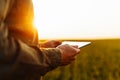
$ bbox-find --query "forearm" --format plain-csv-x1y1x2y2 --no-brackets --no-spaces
40,48,61,75
0,24,61,76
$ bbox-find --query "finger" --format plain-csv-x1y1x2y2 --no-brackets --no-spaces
71,45,78,48
73,48,80,56
70,57,76,61
76,48,80,53
71,45,80,54
55,41,62,45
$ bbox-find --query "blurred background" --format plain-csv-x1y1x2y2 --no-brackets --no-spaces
32,0,120,80
33,0,120,40
44,39,120,80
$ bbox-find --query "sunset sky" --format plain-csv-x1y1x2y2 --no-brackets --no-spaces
33,0,120,40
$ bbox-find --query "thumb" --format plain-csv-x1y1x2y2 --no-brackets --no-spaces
75,48,80,53
71,45,78,48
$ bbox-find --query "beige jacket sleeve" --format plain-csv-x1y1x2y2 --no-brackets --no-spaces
0,0,61,79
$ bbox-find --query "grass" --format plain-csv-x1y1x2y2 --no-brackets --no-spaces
43,39,120,80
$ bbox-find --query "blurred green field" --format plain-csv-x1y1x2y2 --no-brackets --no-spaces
43,39,120,80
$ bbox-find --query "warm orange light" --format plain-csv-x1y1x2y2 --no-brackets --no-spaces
32,0,61,40
32,0,41,39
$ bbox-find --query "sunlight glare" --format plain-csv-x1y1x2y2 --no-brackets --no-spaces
32,0,120,40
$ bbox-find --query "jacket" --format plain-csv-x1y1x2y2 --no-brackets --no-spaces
0,0,61,80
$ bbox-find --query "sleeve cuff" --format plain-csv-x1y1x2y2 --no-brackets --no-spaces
40,48,61,69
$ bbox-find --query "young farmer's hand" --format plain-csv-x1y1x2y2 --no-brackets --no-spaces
56,44,80,66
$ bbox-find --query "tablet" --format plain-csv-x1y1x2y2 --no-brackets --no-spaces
62,41,91,48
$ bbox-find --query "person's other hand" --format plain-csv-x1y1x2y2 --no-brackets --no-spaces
56,44,80,66
40,40,62,48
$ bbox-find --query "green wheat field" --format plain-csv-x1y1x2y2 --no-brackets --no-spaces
43,39,120,80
